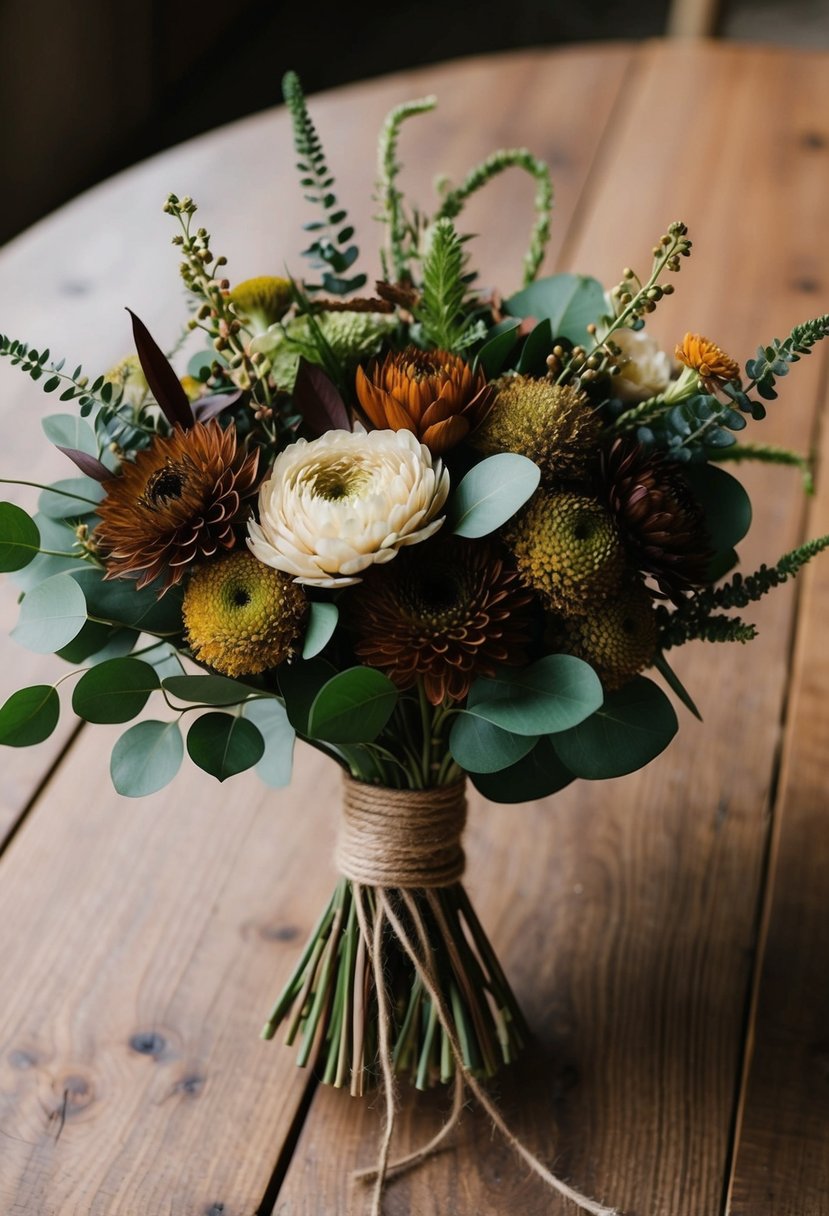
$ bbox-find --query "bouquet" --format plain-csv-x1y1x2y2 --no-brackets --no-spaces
1,71,827,1215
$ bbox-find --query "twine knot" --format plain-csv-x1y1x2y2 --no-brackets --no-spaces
336,775,467,889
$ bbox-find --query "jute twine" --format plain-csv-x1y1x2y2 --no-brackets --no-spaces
338,776,618,1216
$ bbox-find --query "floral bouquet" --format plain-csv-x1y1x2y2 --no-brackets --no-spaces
1,72,827,1216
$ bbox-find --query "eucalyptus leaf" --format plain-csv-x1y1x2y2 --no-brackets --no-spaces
551,676,678,779
308,667,397,744
163,674,260,706
0,502,40,572
449,711,537,773
0,685,60,747
111,720,184,797
471,738,574,803
186,713,265,782
467,655,603,736
302,601,339,659
71,568,184,635
38,477,104,520
516,318,554,375
505,273,607,346
11,515,78,591
12,572,87,654
72,658,160,724
684,463,752,567
244,698,296,788
42,413,98,456
475,318,522,378
449,453,540,539
279,658,337,733
56,621,137,665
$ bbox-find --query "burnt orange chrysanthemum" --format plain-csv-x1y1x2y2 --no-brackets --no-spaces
355,347,494,455
346,537,534,706
95,420,259,591
675,333,741,393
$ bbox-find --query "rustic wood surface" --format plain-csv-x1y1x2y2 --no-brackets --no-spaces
0,39,827,1216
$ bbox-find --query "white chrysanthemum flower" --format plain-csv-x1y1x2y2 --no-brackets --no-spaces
609,327,672,403
247,429,450,587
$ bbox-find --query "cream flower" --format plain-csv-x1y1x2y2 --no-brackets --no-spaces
247,429,450,587
609,327,672,403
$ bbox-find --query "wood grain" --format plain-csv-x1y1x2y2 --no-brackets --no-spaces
272,41,829,1216
0,46,634,1214
0,47,631,844
725,391,829,1212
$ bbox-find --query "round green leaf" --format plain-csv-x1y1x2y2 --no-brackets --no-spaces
0,685,60,747
0,502,41,572
42,414,98,456
302,601,339,659
163,674,257,705
449,453,540,539
505,273,607,345
72,568,184,635
516,318,554,376
186,713,265,782
11,515,79,592
449,711,537,773
244,698,296,788
73,658,160,724
684,464,752,561
111,720,184,797
38,477,104,520
467,655,604,736
475,318,522,378
551,676,678,780
308,667,398,744
12,572,87,654
471,738,574,803
278,658,337,733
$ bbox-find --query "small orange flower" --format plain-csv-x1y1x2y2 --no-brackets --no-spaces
355,347,493,455
675,333,741,393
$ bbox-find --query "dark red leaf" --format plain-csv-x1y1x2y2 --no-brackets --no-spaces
57,447,113,482
293,358,350,436
127,309,194,430
192,390,243,421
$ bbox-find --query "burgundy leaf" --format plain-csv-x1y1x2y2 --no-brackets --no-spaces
293,358,351,436
127,309,194,430
57,446,113,482
192,390,243,421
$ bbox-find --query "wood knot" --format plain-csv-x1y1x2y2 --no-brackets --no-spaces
801,130,826,150
129,1031,167,1059
204,1205,225,1215
174,1073,205,1097
8,1048,38,1070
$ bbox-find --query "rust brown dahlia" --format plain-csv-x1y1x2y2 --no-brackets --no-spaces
675,333,741,393
95,420,259,591
604,438,712,601
346,537,534,705
355,347,493,455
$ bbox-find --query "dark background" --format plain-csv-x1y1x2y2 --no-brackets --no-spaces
1,0,825,246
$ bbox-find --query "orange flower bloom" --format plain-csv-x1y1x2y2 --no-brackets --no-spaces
675,333,741,393
355,347,493,455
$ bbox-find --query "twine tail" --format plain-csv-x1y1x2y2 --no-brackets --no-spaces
354,1065,466,1184
379,889,620,1216
353,884,397,1216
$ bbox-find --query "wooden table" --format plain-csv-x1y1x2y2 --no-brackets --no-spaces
0,39,827,1216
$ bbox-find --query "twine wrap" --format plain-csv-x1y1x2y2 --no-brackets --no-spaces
336,775,467,888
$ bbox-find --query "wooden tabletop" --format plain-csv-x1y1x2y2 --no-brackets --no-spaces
1,39,828,1216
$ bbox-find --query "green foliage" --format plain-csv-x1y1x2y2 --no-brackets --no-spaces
244,698,296,789
412,219,483,352
683,464,752,577
449,714,537,773
0,503,40,572
111,720,183,797
307,667,398,744
72,658,160,724
38,477,103,520
72,569,184,636
475,319,522,378
660,533,829,649
282,71,366,295
506,273,607,348
186,713,265,781
278,658,336,733
0,685,60,747
375,94,437,281
741,314,829,404
12,572,88,654
302,601,339,659
0,333,124,418
163,674,260,706
448,453,540,538
551,676,678,779
436,147,553,286
709,441,814,493
42,414,99,456
470,737,573,803
464,656,603,737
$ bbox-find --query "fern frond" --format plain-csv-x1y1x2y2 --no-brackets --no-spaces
708,441,814,493
374,96,437,283
414,219,480,353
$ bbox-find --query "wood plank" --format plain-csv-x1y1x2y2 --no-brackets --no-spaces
0,45,633,843
273,41,829,1216
725,398,829,1210
0,47,634,1213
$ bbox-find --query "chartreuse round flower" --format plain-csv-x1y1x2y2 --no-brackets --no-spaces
228,276,293,334
183,551,308,677
557,577,658,689
470,375,599,480
250,311,397,392
508,489,626,615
